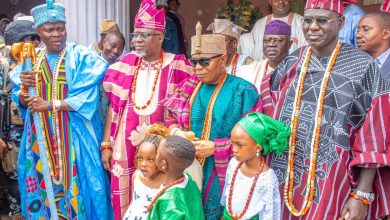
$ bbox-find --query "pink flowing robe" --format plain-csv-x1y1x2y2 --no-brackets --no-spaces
103,51,191,220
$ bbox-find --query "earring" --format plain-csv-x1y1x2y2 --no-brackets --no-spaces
256,149,260,157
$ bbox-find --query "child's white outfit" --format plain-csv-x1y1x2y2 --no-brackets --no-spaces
221,157,281,219
123,170,159,220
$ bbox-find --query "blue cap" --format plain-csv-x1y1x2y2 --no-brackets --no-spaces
31,0,66,28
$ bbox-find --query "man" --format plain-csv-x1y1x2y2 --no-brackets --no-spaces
0,18,11,44
167,0,188,53
216,0,261,31
162,22,259,219
247,0,306,61
237,20,292,91
98,31,125,126
338,0,365,47
207,18,252,75
357,12,390,80
260,0,390,219
89,19,120,54
11,1,112,219
101,0,191,219
4,20,41,48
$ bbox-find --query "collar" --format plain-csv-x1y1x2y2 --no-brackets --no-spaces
375,47,390,68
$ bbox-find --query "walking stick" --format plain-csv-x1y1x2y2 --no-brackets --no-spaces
11,42,59,220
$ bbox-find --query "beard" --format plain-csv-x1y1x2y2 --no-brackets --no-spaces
135,50,147,58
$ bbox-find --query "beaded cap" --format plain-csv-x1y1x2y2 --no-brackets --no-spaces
31,0,66,28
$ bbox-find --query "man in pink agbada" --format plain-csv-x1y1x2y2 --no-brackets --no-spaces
101,0,191,219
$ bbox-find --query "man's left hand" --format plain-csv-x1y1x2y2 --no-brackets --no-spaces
192,140,215,158
26,96,49,113
339,197,368,220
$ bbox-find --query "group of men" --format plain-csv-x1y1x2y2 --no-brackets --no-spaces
0,0,390,220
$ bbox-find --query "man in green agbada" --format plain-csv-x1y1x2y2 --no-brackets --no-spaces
216,0,261,31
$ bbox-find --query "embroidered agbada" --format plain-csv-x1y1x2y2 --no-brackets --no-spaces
236,59,273,92
260,44,390,219
163,74,259,219
147,174,205,220
103,51,190,220
11,43,112,219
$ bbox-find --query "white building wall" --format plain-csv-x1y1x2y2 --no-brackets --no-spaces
57,0,130,48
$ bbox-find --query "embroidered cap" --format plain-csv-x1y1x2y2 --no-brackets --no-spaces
206,19,246,40
191,22,226,55
381,0,390,13
305,0,344,15
134,0,166,32
237,112,291,156
31,0,66,28
264,20,291,37
4,20,37,45
100,19,120,34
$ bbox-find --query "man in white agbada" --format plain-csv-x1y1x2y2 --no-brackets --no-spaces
237,20,292,91
207,18,253,76
242,0,306,61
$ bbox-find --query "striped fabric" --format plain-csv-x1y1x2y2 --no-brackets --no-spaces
260,44,390,219
381,0,390,13
103,51,191,220
134,0,165,32
305,0,344,15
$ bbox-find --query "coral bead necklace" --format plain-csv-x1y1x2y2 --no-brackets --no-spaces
227,156,265,219
284,42,342,216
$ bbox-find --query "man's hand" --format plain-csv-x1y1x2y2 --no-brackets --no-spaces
339,197,368,220
192,140,215,158
0,139,7,160
26,96,49,113
20,71,38,88
101,149,113,171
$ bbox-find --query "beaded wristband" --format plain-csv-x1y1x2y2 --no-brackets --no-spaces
100,145,112,151
350,192,370,205
20,90,29,96
101,141,111,146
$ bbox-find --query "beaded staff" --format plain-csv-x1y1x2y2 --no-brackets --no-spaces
11,42,59,220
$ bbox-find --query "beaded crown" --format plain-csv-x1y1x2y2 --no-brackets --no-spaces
31,0,66,28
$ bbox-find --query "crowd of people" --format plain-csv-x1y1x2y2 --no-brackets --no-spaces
0,0,390,219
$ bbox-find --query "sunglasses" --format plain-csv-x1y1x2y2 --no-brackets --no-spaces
130,32,162,40
302,16,340,28
188,54,223,67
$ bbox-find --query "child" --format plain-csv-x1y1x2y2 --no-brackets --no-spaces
221,112,291,220
147,136,205,220
123,124,168,220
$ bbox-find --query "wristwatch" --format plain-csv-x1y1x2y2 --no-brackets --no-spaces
354,190,375,203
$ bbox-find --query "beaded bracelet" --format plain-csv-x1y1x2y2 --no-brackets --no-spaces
100,145,113,151
20,90,29,97
350,192,370,205
20,85,29,93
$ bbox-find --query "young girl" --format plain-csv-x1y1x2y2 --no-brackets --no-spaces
221,112,291,220
123,124,168,220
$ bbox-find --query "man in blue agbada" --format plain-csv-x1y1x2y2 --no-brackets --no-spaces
10,0,112,219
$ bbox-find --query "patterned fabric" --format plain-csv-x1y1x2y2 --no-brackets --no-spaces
163,74,259,219
381,0,390,13
103,51,191,220
12,44,112,220
264,20,291,36
305,0,344,15
215,0,261,31
260,44,390,219
22,53,86,219
134,0,165,32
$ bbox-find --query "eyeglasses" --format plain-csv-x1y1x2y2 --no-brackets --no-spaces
130,32,162,40
302,16,340,28
263,37,288,45
188,54,223,67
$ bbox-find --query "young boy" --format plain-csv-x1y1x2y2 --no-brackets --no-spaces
147,136,205,220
